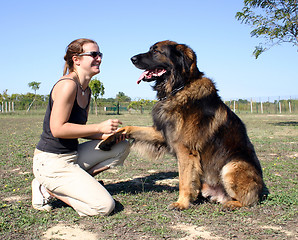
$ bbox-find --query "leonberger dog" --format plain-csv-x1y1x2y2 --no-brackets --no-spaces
100,40,267,210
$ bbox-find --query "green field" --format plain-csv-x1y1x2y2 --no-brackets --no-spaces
0,113,297,239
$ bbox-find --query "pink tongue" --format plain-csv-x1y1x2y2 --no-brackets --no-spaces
136,69,167,84
137,70,149,84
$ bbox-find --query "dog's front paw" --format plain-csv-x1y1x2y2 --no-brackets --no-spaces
98,136,116,151
168,201,190,211
98,129,125,151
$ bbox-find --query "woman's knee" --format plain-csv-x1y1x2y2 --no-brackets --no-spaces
78,197,115,217
93,197,115,216
101,198,115,216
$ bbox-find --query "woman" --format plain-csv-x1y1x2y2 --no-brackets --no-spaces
32,38,130,216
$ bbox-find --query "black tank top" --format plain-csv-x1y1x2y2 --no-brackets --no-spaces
36,79,91,154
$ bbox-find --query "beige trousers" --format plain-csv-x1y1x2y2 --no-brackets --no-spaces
33,140,130,216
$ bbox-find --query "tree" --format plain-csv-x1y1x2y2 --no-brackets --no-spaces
28,81,41,95
89,78,105,115
116,92,131,102
27,82,41,112
128,99,156,114
1,89,9,101
236,0,298,58
116,92,131,115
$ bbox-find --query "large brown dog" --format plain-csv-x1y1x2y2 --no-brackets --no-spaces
100,40,267,210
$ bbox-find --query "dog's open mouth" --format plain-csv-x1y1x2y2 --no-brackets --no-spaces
137,69,167,84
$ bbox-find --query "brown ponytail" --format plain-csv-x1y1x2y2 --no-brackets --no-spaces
63,38,97,75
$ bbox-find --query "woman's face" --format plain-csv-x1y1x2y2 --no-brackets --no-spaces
78,43,102,77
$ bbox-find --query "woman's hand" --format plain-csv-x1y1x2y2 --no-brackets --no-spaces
98,119,122,134
81,119,125,140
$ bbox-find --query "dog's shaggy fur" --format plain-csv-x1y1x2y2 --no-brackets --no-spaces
100,40,267,210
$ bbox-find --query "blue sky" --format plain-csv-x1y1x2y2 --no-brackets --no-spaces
0,0,297,101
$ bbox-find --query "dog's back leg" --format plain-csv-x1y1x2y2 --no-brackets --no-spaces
221,160,264,209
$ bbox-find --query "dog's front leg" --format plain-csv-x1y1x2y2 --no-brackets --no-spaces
123,126,165,143
169,144,202,210
98,126,165,151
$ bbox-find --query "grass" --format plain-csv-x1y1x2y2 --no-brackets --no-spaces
0,112,297,239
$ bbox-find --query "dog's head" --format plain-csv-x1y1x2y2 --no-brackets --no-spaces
131,40,203,99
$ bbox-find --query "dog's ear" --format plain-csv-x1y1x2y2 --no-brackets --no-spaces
168,44,200,91
176,44,201,78
169,44,191,75
176,44,193,70
166,44,190,92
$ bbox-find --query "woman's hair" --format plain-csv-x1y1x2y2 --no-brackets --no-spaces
63,38,97,75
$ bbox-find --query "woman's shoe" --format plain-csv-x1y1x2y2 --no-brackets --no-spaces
31,178,52,212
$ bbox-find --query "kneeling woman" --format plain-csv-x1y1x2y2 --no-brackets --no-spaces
32,38,130,217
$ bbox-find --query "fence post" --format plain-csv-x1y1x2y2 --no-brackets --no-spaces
289,101,292,113
261,101,263,114
279,102,282,113
233,100,236,112
250,99,253,113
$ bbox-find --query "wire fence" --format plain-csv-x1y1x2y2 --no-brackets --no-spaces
224,96,298,114
1,96,298,114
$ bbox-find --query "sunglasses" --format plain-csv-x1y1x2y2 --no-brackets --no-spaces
78,51,103,59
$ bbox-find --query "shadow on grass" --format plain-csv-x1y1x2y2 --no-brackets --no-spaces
270,121,298,126
106,171,179,195
105,171,214,214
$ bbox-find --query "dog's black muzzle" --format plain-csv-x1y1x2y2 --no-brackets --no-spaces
130,53,152,69
131,55,138,65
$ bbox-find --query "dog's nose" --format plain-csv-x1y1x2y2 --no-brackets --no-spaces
131,56,138,64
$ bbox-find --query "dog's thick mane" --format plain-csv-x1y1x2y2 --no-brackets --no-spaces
165,77,219,107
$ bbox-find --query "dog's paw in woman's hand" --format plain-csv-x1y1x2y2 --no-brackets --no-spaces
98,129,126,151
